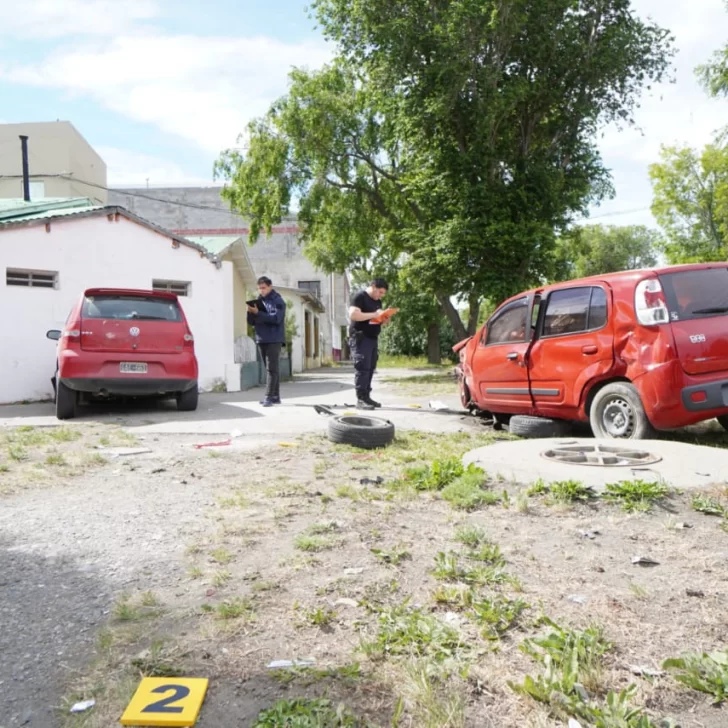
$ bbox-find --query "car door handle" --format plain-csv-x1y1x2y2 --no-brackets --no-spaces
582,345,598,355
506,352,519,360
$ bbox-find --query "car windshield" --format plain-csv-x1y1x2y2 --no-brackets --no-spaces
82,295,182,322
659,268,728,321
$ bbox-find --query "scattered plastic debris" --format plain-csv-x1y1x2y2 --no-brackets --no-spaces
267,658,316,670
193,440,231,450
230,429,244,439
360,476,384,486
686,588,705,598
631,556,660,567
568,719,583,728
343,410,357,415
278,442,299,448
579,529,600,540
313,405,336,416
429,400,449,411
344,567,365,576
70,700,96,714
407,404,422,409
335,598,358,608
567,594,588,605
629,665,664,678
99,447,152,458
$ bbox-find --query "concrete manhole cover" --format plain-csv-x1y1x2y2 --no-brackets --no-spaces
541,443,662,467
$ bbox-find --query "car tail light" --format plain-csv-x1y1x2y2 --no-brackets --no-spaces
183,331,194,348
635,279,669,326
62,322,81,345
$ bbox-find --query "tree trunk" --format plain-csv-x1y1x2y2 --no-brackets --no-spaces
436,292,468,341
427,323,441,364
467,293,481,335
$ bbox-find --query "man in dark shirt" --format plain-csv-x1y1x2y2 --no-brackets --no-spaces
247,276,286,407
348,278,389,410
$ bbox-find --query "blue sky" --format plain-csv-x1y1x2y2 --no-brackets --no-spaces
1,0,727,229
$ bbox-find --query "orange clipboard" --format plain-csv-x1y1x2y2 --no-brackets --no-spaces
370,307,399,325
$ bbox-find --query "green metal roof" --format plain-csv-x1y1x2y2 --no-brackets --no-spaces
0,197,96,223
185,235,243,255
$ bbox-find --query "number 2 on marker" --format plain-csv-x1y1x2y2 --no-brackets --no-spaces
141,685,191,714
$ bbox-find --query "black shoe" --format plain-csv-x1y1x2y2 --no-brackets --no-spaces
357,399,375,411
366,396,382,408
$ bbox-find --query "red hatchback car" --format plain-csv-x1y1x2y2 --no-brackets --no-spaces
47,288,199,420
455,263,728,439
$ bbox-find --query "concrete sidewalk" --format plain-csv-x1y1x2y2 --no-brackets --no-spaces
0,368,470,439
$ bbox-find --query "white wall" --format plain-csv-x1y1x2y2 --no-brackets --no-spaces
0,214,234,403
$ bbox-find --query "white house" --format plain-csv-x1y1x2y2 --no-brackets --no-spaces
0,198,238,404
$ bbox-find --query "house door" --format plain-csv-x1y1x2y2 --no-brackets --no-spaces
471,296,533,413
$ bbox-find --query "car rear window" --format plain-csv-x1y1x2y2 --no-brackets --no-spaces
82,295,182,322
542,286,607,337
658,268,728,322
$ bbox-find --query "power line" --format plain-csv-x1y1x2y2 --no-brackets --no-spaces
1,172,654,222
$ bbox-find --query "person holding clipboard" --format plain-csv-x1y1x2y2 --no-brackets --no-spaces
348,278,398,410
247,276,287,407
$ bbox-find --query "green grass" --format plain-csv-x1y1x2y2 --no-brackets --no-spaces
470,595,528,640
526,479,548,497
361,603,465,662
691,494,728,517
294,534,337,552
371,545,411,565
252,698,368,727
442,472,500,510
302,606,338,628
215,597,255,620
663,649,728,704
546,480,597,505
466,542,505,567
377,354,451,369
432,551,509,586
454,525,489,548
44,452,67,466
209,547,234,565
211,569,232,587
603,479,670,513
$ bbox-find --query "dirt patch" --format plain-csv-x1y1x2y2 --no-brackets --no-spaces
1,411,728,727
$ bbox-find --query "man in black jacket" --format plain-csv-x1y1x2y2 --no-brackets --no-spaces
348,278,389,410
247,276,286,407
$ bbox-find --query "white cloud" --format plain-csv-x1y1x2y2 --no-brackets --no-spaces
97,146,213,187
590,0,728,226
0,33,332,153
0,0,158,38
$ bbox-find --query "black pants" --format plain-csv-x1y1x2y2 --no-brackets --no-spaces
259,343,281,400
351,335,378,399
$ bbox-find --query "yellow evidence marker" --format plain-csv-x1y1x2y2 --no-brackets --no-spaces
120,677,209,727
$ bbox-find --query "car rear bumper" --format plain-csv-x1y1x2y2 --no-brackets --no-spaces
635,362,728,428
62,378,197,396
681,378,728,412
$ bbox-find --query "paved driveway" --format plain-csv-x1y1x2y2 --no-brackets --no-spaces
0,368,469,441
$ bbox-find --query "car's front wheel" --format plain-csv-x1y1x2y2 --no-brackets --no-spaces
55,379,78,420
177,385,199,412
590,382,654,439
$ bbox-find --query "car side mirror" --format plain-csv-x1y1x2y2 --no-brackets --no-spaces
46,330,61,341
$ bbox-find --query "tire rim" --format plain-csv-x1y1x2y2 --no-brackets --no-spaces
601,396,635,438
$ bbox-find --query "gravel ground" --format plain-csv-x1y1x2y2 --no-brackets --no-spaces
0,440,219,728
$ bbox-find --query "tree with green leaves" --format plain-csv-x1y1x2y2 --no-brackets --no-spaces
696,1,728,98
552,224,660,280
216,0,672,342
649,141,728,263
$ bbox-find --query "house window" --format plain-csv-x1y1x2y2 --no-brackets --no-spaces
298,280,321,298
153,280,190,296
6,268,58,289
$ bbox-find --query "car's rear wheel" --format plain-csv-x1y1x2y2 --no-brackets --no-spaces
177,384,199,412
56,379,78,420
459,375,472,410
590,382,654,440
716,415,728,432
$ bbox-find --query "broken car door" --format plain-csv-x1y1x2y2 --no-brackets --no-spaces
471,296,532,413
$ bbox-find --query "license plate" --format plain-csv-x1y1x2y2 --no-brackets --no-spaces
120,362,148,374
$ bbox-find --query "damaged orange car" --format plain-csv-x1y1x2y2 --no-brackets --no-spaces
454,263,728,439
